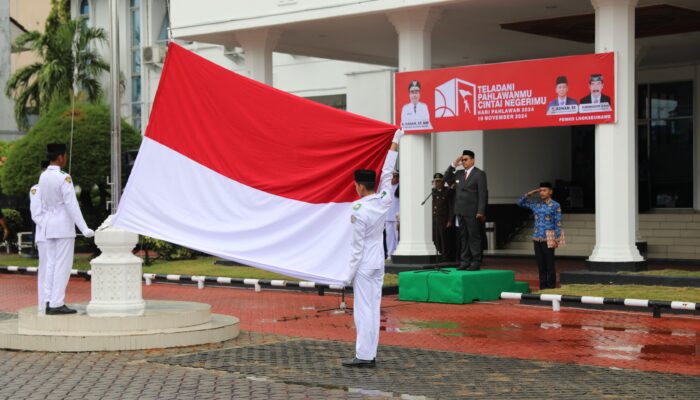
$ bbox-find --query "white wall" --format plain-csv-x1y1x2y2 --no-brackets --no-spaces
483,127,572,204
434,131,484,173
346,69,394,123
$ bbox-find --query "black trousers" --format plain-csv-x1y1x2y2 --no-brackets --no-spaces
458,216,482,268
432,217,449,261
533,241,556,289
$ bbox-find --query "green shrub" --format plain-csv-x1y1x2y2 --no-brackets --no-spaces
0,102,141,229
1,208,23,240
142,237,195,261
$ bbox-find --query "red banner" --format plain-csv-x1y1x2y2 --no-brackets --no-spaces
395,53,615,133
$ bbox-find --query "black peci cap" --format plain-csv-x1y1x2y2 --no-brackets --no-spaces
46,143,67,153
354,169,376,184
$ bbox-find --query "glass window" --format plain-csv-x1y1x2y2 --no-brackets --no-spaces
130,0,141,131
131,10,141,46
131,103,142,131
638,81,694,209
650,81,693,119
131,77,141,103
132,49,141,75
158,11,169,43
80,0,90,16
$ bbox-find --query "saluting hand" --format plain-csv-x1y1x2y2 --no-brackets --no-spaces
452,155,462,168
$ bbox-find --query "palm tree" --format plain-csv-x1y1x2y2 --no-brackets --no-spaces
5,16,109,131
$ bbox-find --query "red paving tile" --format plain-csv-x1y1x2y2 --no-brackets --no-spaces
2,269,699,377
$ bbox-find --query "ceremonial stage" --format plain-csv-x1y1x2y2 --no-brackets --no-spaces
399,268,529,304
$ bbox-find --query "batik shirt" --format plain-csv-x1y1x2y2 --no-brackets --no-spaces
517,195,562,240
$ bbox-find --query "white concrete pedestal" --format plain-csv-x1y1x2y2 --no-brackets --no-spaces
86,216,146,316
0,301,239,352
0,216,240,351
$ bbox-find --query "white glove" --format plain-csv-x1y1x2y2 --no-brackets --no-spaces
392,129,404,144
83,229,95,238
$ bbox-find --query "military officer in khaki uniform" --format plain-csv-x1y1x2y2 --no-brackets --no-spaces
342,129,402,368
431,173,454,262
30,160,50,314
39,143,94,315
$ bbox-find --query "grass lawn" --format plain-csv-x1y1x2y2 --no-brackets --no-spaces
0,254,399,286
538,284,700,303
620,269,700,278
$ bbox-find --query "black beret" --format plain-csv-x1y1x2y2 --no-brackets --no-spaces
462,150,475,158
589,74,603,82
433,173,444,180
408,80,421,91
354,169,376,184
539,181,553,189
47,143,67,153
556,76,568,85
40,160,50,169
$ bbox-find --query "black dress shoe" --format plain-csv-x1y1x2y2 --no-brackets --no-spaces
456,266,468,271
466,265,481,271
342,358,376,368
46,305,77,315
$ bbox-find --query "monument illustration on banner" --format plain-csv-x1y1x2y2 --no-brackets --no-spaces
435,78,477,118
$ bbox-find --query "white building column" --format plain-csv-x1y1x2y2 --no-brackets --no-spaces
388,7,442,264
587,0,645,271
236,28,281,84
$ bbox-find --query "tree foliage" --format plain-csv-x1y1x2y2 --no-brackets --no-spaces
0,102,141,228
5,15,109,131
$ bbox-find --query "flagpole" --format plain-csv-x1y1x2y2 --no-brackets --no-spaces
109,0,121,214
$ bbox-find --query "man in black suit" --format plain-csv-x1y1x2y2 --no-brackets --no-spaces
580,74,610,104
443,150,488,270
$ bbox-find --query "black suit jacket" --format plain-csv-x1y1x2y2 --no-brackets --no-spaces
443,166,488,218
580,93,611,104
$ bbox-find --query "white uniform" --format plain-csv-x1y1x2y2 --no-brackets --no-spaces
400,102,433,131
29,184,47,313
384,183,399,257
349,149,398,361
38,165,90,309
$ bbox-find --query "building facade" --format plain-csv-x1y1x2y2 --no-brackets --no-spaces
74,0,700,265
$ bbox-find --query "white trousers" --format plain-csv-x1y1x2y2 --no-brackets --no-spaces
352,268,384,360
43,238,75,308
36,242,48,313
385,221,398,257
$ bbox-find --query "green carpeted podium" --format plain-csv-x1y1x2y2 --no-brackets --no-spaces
398,268,529,304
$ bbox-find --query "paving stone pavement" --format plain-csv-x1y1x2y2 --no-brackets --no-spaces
3,321,695,399
151,338,700,399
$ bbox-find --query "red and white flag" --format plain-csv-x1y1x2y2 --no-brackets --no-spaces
113,43,397,285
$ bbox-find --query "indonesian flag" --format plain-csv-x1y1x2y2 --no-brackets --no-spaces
112,43,397,285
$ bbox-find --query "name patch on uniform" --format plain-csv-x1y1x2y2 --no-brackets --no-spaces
65,176,72,183
353,203,361,210
351,215,357,224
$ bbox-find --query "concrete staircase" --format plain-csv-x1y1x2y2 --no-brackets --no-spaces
501,213,700,260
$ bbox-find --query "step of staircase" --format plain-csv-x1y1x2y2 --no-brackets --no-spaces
502,212,700,260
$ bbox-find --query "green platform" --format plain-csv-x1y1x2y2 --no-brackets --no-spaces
398,268,529,304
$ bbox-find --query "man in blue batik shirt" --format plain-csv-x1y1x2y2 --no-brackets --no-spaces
517,182,562,289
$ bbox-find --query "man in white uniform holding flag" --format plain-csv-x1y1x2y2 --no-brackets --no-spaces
30,160,49,314
343,129,403,368
39,143,94,315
